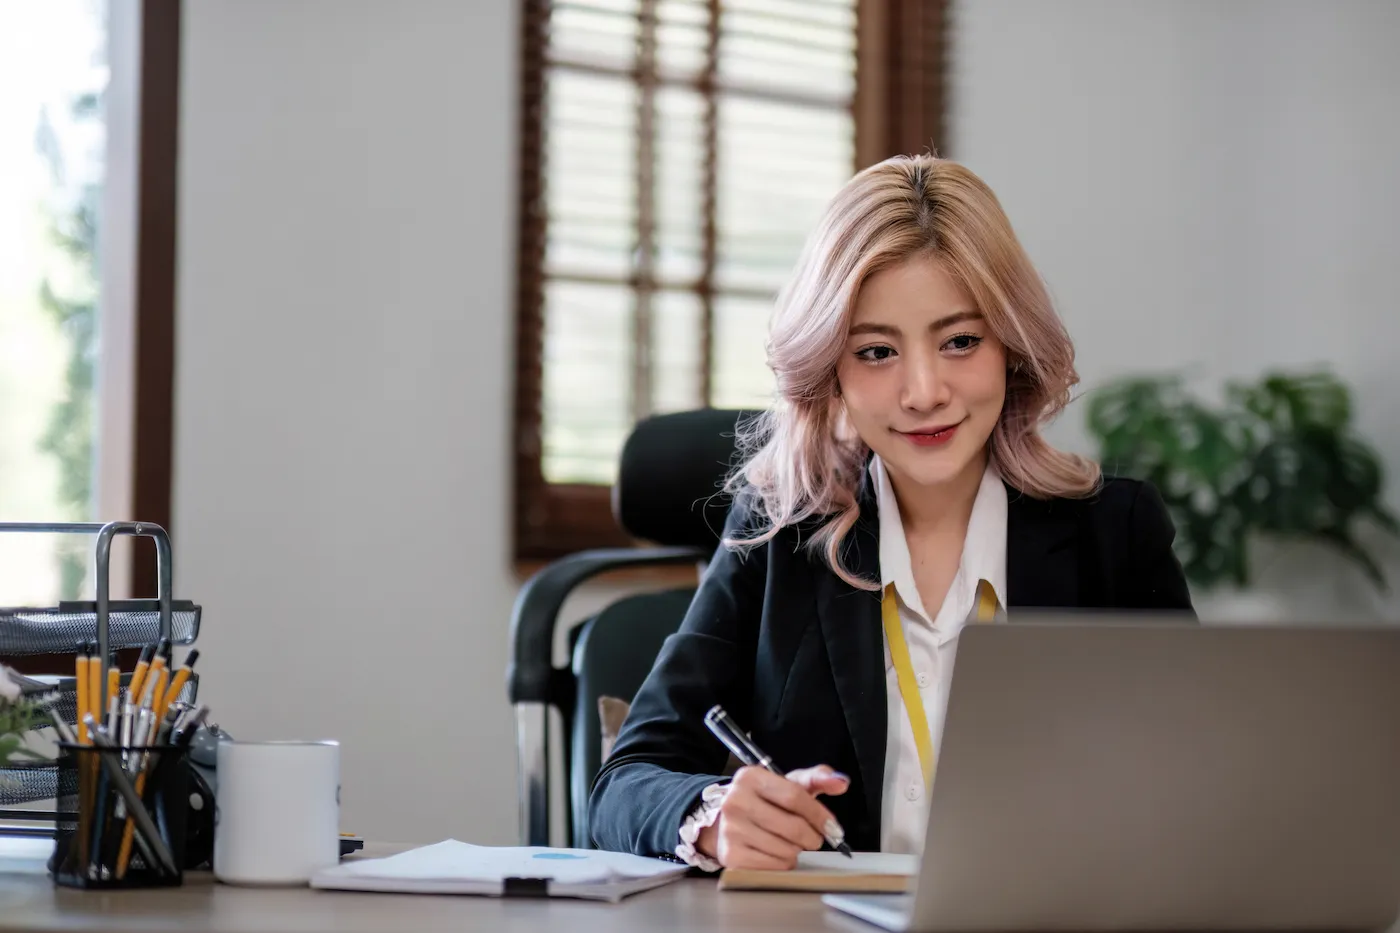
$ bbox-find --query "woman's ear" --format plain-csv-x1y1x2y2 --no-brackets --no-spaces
830,394,858,444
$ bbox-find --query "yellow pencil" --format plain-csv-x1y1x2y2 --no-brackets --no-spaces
117,668,168,879
73,645,92,871
114,770,147,879
160,650,199,718
125,643,156,714
88,649,103,730
106,664,120,713
141,652,168,712
148,667,170,725
75,648,90,746
117,653,169,879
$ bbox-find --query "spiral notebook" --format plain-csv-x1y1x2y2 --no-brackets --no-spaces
310,840,688,903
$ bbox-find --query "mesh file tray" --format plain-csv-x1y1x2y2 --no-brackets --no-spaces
0,600,200,656
0,759,75,807
0,521,200,817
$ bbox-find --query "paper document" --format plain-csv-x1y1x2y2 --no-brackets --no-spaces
310,840,687,902
718,851,917,893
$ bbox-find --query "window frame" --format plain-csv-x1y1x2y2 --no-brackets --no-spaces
127,0,181,599
512,0,949,562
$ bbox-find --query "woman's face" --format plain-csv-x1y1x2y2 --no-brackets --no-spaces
835,254,1007,493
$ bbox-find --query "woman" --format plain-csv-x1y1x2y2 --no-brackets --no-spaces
589,155,1193,871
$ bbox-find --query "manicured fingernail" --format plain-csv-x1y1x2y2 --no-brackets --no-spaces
824,819,845,842
831,771,850,782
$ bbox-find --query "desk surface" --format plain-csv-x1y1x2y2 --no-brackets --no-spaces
0,840,851,933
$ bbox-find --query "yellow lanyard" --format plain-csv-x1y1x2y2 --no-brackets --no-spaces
881,580,999,788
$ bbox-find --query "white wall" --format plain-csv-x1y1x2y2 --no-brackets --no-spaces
173,0,1400,842
949,0,1400,621
175,0,520,844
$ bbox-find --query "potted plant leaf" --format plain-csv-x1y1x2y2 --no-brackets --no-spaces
1086,370,1398,600
1,665,54,781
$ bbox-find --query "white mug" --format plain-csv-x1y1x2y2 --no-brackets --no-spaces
213,739,341,886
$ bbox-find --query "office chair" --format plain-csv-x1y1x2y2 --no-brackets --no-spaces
507,408,760,849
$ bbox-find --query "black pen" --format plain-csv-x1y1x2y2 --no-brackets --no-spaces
704,704,853,858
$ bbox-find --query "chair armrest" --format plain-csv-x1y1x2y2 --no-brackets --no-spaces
507,547,707,705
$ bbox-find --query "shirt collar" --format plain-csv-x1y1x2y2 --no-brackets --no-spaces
872,453,1009,621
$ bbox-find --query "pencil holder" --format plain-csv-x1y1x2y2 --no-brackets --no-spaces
51,743,189,889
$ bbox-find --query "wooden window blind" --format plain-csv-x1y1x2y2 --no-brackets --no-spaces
514,0,947,561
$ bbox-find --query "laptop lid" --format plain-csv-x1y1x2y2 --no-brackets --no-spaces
899,621,1400,932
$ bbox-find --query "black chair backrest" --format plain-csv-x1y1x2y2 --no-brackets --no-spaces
569,588,698,849
613,408,764,547
507,408,764,848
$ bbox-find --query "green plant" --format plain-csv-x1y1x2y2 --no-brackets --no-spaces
1086,370,1399,589
0,666,54,768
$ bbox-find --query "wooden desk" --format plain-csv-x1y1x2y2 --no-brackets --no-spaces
0,840,853,933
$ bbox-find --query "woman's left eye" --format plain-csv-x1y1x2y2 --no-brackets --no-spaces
943,333,982,354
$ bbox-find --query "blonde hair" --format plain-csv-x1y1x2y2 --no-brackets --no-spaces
724,154,1100,589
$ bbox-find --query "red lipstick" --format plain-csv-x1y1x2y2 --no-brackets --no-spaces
898,422,961,447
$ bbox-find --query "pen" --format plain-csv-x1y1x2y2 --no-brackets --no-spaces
48,711,77,745
148,664,170,726
171,706,209,747
703,704,853,858
155,702,184,746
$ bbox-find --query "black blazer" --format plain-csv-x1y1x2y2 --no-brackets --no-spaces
588,474,1194,858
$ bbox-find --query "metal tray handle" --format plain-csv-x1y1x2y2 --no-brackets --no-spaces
0,521,173,689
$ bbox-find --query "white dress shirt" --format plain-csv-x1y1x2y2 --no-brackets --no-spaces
872,454,1007,855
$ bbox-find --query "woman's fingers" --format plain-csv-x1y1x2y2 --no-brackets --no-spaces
726,784,824,851
785,764,851,798
740,767,842,843
717,835,796,871
699,766,852,869
723,814,804,866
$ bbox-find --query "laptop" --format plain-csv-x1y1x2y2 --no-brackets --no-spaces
824,620,1400,932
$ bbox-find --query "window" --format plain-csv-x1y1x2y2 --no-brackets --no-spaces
0,1,110,602
514,0,947,560
0,0,177,613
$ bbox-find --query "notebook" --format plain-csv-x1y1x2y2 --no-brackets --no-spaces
718,851,917,893
309,840,687,903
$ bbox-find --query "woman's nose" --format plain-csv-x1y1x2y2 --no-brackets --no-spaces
901,354,950,413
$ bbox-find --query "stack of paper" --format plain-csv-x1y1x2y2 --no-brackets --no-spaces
310,840,688,903
718,851,917,893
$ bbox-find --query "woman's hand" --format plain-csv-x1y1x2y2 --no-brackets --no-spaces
695,765,850,870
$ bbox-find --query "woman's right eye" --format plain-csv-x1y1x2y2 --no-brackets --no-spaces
855,345,896,363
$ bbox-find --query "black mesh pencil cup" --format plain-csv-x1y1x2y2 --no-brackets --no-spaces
51,741,190,889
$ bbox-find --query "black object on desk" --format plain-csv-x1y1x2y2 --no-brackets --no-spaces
50,742,189,889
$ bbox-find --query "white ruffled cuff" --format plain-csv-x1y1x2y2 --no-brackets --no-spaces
674,782,727,872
